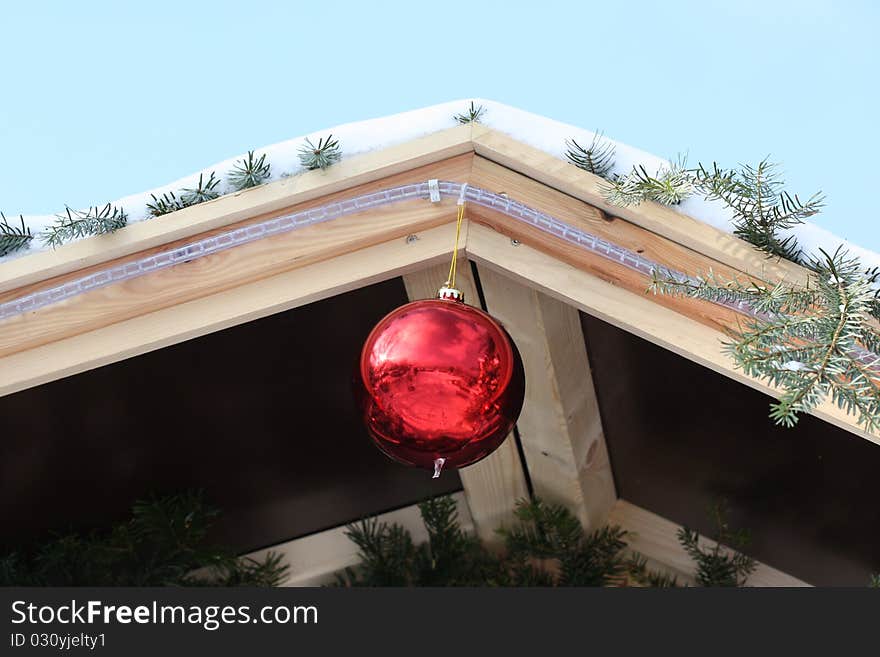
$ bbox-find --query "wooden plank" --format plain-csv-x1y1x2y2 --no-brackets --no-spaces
0,223,460,398
465,222,877,443
608,499,810,587
468,155,753,336
245,493,473,587
0,125,474,295
402,262,529,545
471,126,813,288
0,155,471,359
475,265,616,531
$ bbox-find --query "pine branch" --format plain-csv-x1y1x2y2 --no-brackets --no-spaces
1,491,287,586
650,247,880,430
694,158,824,262
677,501,755,587
146,191,186,217
227,151,271,191
41,203,127,248
601,155,694,206
565,133,616,179
0,212,33,257
298,135,341,171
499,498,630,586
626,554,679,587
453,101,486,124
180,172,221,206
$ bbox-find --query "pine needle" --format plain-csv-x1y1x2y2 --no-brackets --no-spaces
180,172,221,206
0,212,33,257
650,247,880,429
564,132,616,179
41,204,127,248
227,151,271,191
298,135,341,170
454,101,486,124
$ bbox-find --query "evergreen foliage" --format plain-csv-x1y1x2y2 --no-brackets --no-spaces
454,101,487,124
650,247,880,429
601,153,823,262
298,135,341,170
602,155,694,206
227,151,271,191
180,171,221,206
677,502,755,587
338,496,681,587
694,159,824,261
0,212,33,256
500,499,633,586
564,133,616,179
336,496,506,586
147,172,222,217
146,190,187,217
41,203,127,248
0,491,288,586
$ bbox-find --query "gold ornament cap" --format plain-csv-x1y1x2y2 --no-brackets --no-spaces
437,285,464,303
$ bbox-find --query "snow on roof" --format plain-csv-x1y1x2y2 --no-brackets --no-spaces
3,99,878,272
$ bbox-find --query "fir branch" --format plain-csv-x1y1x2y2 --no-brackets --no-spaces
500,498,630,586
1,491,287,586
180,172,221,206
602,155,694,206
650,247,880,429
227,151,271,191
454,101,486,124
626,554,679,587
41,204,127,248
677,501,755,587
298,135,341,171
146,191,186,217
694,158,824,262
0,212,33,257
565,132,616,179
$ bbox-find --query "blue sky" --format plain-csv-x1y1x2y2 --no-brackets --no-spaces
1,1,877,251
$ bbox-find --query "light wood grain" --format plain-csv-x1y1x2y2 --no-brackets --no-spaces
466,222,877,443
476,266,617,531
403,261,530,546
0,156,472,359
0,223,461,398
0,125,474,295
245,492,473,587
609,500,810,587
468,155,752,336
471,126,813,288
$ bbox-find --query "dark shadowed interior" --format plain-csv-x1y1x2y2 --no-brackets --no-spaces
581,312,880,586
0,278,461,554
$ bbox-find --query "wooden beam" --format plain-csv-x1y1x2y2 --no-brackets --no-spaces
0,125,474,295
474,265,616,531
467,155,754,336
0,155,471,359
246,492,473,587
465,222,877,443
608,500,810,587
0,222,460,398
471,126,812,288
402,262,529,545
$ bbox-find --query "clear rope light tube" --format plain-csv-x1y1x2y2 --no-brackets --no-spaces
0,180,852,334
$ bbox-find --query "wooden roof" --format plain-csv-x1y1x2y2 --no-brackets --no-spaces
0,123,872,443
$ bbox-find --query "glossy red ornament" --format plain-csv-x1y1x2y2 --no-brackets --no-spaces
354,297,525,476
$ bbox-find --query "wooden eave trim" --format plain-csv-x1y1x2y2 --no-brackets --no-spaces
470,125,815,288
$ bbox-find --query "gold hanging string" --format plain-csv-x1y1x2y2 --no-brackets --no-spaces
444,183,468,290
445,202,466,288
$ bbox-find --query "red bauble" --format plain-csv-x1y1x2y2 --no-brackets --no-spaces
354,298,525,476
